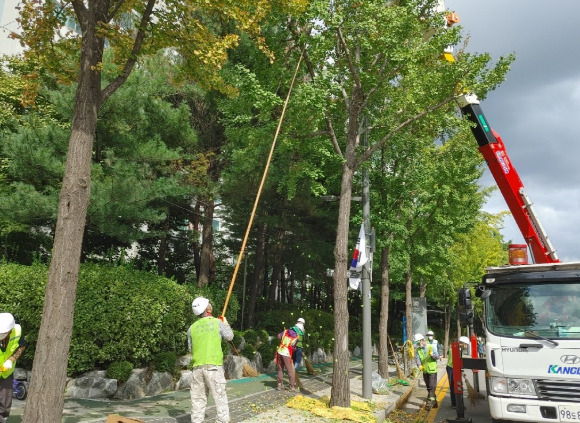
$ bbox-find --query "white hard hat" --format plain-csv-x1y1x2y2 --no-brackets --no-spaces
297,317,305,324
426,330,434,336
0,313,15,337
414,333,425,342
459,336,470,344
192,297,210,316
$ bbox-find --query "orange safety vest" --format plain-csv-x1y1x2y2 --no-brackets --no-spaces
276,329,297,358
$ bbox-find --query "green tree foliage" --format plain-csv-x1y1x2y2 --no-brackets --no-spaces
14,0,308,417
282,0,513,407
0,54,204,279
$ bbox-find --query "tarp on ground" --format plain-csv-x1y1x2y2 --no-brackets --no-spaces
286,395,376,423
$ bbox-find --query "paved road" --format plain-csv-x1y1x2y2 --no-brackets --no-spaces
401,359,492,423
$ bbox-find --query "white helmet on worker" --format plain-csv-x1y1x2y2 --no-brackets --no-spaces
414,333,425,342
459,336,470,345
192,297,210,316
0,313,15,338
297,317,305,324
426,329,434,336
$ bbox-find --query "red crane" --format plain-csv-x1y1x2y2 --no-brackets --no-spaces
457,93,559,263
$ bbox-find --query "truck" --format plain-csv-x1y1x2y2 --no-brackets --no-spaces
439,4,580,422
473,262,580,423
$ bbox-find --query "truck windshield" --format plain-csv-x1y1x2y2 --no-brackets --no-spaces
486,282,580,339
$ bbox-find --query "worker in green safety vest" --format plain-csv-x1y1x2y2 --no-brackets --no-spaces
0,313,26,423
414,333,439,410
291,317,306,370
188,297,233,423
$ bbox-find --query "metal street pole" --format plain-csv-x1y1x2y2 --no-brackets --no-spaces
361,125,372,399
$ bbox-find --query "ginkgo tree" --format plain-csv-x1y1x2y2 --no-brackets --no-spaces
12,0,306,421
284,0,513,407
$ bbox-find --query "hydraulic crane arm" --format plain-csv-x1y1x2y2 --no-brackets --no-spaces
457,94,559,264
435,0,559,264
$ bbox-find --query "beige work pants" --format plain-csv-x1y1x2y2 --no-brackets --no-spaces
190,365,229,423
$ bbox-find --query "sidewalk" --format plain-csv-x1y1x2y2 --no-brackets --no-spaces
9,358,418,423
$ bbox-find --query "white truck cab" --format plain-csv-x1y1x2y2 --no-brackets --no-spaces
478,262,580,422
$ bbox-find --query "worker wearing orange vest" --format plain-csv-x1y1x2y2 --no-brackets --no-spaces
0,313,25,423
188,297,233,423
276,326,298,391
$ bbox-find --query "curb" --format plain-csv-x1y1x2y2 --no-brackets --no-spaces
374,377,419,423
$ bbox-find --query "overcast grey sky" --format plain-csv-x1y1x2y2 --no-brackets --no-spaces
444,0,580,262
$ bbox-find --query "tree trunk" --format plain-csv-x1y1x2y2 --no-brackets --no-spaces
198,199,215,287
405,271,413,342
191,201,201,278
378,243,391,378
157,217,169,276
419,278,427,297
247,223,267,327
330,161,354,408
288,266,294,304
444,297,452,357
267,228,284,307
22,31,103,423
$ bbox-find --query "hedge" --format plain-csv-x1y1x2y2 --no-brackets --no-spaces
0,262,239,376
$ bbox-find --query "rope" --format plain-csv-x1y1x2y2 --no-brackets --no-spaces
222,53,303,317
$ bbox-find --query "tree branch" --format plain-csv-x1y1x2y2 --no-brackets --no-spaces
71,0,88,33
356,95,456,167
100,0,156,105
106,0,128,22
297,37,343,158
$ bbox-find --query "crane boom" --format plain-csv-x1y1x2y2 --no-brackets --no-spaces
457,94,559,263
436,1,559,263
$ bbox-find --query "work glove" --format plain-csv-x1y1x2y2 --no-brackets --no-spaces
218,315,228,325
0,359,12,372
419,365,424,372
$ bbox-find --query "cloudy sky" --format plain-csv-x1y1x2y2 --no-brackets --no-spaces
444,0,580,262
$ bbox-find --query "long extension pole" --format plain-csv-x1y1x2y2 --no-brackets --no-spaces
222,53,303,317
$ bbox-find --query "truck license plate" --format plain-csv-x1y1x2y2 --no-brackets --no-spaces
560,406,580,422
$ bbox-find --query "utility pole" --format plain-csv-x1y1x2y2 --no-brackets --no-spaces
361,125,372,399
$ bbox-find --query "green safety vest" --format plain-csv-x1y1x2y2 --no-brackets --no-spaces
417,347,437,374
292,326,304,348
0,325,22,379
190,317,223,367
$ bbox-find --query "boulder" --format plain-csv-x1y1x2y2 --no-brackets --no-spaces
223,355,246,380
114,369,174,400
65,370,117,399
176,370,192,391
176,354,191,367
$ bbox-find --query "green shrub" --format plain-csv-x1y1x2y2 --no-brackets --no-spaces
257,338,277,364
243,329,258,347
258,329,270,344
153,351,177,374
222,340,231,357
241,344,256,360
0,262,241,376
349,331,363,352
106,361,134,383
232,331,244,350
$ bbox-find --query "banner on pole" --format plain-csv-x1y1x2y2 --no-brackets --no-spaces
348,224,368,290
